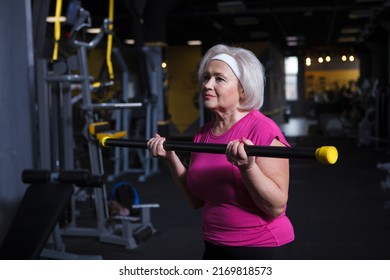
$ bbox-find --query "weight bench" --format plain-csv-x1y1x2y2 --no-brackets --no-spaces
100,203,160,249
0,170,104,260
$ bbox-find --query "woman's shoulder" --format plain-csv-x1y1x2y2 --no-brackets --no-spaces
247,110,279,128
246,110,289,146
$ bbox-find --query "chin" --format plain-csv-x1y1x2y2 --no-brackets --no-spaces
203,104,216,111
203,100,214,108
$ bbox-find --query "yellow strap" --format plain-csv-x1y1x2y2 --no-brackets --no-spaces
88,121,110,136
100,136,110,148
106,0,115,80
96,131,127,141
52,0,63,61
92,81,102,88
88,121,126,140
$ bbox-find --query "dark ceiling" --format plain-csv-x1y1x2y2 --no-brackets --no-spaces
54,0,390,55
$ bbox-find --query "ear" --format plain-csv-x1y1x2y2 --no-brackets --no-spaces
238,83,245,101
239,87,245,97
239,91,245,102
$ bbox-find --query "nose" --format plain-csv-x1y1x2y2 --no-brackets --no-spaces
203,77,214,90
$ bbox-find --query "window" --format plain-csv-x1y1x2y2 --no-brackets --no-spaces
285,56,298,101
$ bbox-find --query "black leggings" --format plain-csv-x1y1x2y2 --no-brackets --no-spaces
203,241,292,260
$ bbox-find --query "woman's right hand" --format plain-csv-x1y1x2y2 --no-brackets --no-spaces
147,133,174,159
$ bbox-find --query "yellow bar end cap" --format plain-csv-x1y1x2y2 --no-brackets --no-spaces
315,146,338,164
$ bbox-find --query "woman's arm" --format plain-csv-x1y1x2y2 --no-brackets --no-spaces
147,134,203,209
226,138,289,218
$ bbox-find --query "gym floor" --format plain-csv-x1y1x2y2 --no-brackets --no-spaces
61,118,390,260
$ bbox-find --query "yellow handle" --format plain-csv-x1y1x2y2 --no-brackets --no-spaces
52,0,63,61
106,0,114,80
315,146,338,164
100,136,111,148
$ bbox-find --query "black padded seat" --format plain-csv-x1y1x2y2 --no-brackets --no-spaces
0,183,73,260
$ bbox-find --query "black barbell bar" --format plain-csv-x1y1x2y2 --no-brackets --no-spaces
100,137,338,165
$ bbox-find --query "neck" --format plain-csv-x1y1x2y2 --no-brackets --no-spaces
212,110,249,135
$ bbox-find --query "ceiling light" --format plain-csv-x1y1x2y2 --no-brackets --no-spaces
124,39,135,45
286,36,299,42
46,16,67,23
86,28,101,34
287,41,298,46
286,36,304,46
187,40,202,46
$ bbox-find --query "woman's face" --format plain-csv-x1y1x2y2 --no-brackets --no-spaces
201,60,243,114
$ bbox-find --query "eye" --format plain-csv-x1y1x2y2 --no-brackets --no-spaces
216,76,225,82
202,73,210,82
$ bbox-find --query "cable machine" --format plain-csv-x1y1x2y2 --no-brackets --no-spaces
36,0,159,251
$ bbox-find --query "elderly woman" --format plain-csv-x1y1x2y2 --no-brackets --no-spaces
147,44,294,259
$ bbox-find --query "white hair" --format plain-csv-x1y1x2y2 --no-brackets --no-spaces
198,44,265,110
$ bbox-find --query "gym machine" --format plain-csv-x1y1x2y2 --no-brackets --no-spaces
0,170,103,260
36,0,159,251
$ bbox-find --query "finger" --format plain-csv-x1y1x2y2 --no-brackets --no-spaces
147,134,160,147
236,141,247,158
155,137,166,154
240,137,253,146
226,141,234,163
147,138,159,156
226,139,238,154
227,140,242,163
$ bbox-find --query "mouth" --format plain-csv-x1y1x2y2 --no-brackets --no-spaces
203,94,215,100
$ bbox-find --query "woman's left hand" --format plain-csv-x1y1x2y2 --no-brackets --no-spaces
226,137,256,170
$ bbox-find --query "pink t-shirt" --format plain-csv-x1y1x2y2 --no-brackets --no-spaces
187,110,295,247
